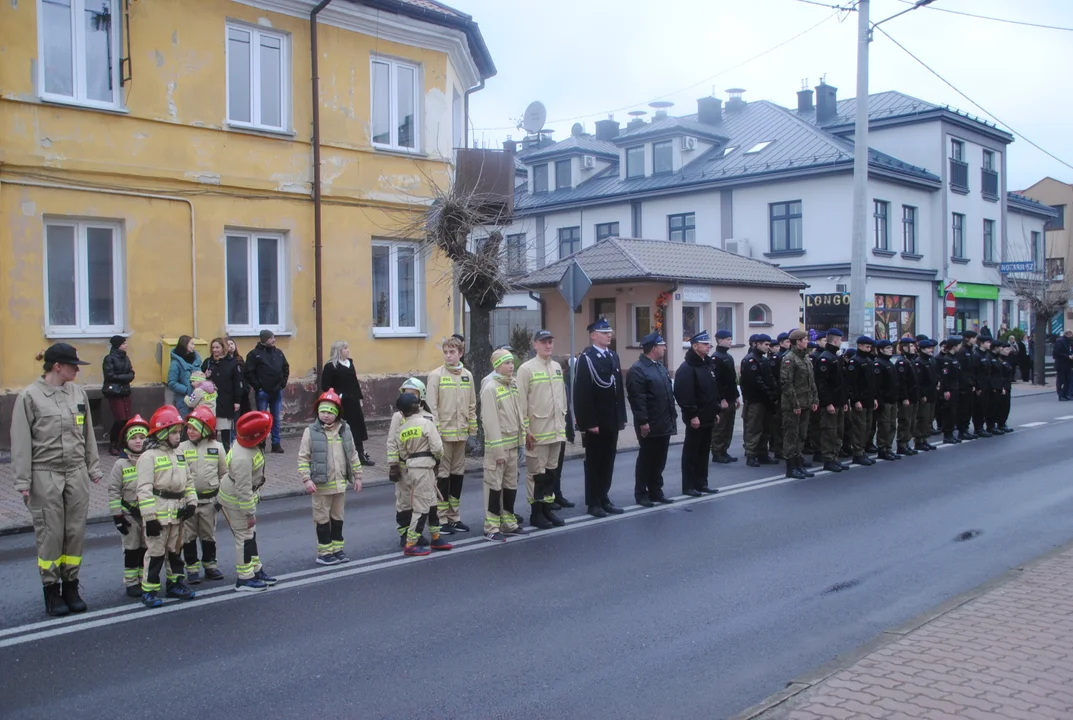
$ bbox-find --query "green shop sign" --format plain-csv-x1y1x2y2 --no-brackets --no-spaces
935,282,999,300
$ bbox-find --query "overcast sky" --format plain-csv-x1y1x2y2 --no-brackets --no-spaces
460,0,1073,191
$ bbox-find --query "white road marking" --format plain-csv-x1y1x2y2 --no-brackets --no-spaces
1020,422,1048,428
1055,415,1073,421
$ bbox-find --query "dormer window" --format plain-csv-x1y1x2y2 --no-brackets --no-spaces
626,146,644,178
533,164,549,193
653,141,673,175
719,146,736,158
555,159,571,190
744,141,773,154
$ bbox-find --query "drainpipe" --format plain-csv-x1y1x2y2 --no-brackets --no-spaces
462,78,485,149
528,291,546,330
311,0,333,374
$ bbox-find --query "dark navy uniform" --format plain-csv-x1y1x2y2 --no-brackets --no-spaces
573,320,627,515
955,332,978,437
874,343,900,458
973,344,995,435
710,330,740,462
935,340,962,440
845,338,876,461
813,333,847,465
913,340,939,449
892,340,920,453
674,332,720,495
740,338,778,463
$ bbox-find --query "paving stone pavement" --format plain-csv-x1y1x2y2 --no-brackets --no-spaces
746,543,1073,720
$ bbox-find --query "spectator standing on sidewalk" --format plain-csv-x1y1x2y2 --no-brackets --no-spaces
202,338,243,450
167,335,202,419
245,330,289,453
626,332,677,507
320,340,373,466
102,335,135,456
226,337,252,416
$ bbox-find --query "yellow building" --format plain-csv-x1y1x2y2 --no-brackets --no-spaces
0,0,495,444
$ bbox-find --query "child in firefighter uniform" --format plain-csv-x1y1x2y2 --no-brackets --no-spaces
393,393,453,556
177,406,227,584
219,411,277,592
136,406,198,608
387,378,435,546
184,371,218,415
481,349,528,541
106,415,150,598
297,389,363,566
426,336,477,532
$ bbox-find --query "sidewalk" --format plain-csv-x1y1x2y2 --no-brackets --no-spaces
1010,380,1055,398
740,542,1073,720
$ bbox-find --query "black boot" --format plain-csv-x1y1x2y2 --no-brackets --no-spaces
943,433,957,444
746,455,761,467
61,579,88,613
43,582,70,617
786,459,805,480
822,460,843,473
797,457,815,478
529,502,554,529
542,502,566,527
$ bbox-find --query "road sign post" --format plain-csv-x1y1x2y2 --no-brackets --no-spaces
558,260,593,425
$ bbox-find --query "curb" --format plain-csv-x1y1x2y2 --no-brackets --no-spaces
729,535,1073,720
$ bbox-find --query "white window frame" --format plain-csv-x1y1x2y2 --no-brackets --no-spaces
225,21,290,132
372,240,424,337
748,303,771,326
716,303,737,342
224,230,288,336
43,217,125,337
37,0,124,109
370,56,421,153
631,305,653,346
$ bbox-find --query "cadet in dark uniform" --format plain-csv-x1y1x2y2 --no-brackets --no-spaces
805,340,823,460
710,330,740,464
973,335,995,437
573,319,627,518
874,340,901,461
936,337,962,444
955,330,978,440
892,337,920,456
625,333,677,507
812,330,850,473
740,334,779,467
674,331,721,497
914,339,939,451
767,332,791,459
994,341,1015,433
845,336,877,466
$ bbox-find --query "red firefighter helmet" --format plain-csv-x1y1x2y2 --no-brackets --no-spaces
148,406,184,437
317,388,343,414
186,405,217,436
235,411,273,448
121,414,150,445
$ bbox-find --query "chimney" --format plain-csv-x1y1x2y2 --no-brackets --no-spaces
626,110,648,131
797,88,814,113
725,88,747,113
594,119,620,141
697,96,723,125
815,81,838,123
503,138,517,154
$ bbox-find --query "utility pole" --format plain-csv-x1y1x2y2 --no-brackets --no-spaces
848,0,870,340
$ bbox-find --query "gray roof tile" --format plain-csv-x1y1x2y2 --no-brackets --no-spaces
523,135,619,161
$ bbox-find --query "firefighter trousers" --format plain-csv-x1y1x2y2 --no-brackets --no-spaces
142,522,185,592
407,467,438,543
120,515,147,588
28,468,90,585
483,451,519,534
525,442,561,504
182,503,218,572
312,491,346,557
220,506,262,580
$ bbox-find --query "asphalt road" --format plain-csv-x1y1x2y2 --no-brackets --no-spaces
3,392,1073,719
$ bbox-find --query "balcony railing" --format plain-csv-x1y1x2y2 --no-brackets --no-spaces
981,168,999,200
950,158,969,193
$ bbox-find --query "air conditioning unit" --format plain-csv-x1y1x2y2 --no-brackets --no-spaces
581,155,596,169
836,283,848,293
724,239,739,255
681,136,697,151
723,238,753,257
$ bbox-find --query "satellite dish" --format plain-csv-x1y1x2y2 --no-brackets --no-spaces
522,101,547,134
571,122,584,137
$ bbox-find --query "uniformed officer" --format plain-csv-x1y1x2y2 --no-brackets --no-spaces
914,340,939,451
994,341,1015,433
517,330,569,529
813,330,850,473
740,334,779,467
973,335,995,437
767,332,791,459
892,337,920,457
874,340,901,461
674,331,721,496
780,330,818,479
936,337,962,444
955,330,978,440
804,340,823,458
11,343,102,617
845,336,877,466
626,332,677,506
573,319,627,518
710,330,740,464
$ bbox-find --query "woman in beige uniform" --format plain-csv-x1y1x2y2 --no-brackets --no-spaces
11,343,103,617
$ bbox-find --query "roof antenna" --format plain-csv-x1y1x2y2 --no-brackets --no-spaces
801,78,809,90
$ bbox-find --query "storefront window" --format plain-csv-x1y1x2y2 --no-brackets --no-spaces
874,294,917,340
803,293,850,337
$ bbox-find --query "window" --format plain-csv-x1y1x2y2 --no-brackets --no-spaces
982,150,995,170
44,219,123,335
227,23,288,131
1047,257,1065,281
555,160,571,190
952,213,965,259
626,146,644,178
949,138,968,192
668,213,695,243
716,304,735,341
1032,231,1042,270
748,304,771,326
40,0,123,107
533,164,548,193
595,222,619,242
770,201,803,252
902,205,917,254
950,139,965,162
873,200,890,251
631,202,642,237
981,150,999,199
744,141,773,154
983,219,996,263
371,241,421,334
653,141,673,174
505,233,526,275
371,57,418,150
632,306,652,345
558,227,580,259
1048,205,1066,231
719,146,736,157
226,231,287,333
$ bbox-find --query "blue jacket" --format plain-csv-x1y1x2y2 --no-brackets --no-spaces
168,350,203,404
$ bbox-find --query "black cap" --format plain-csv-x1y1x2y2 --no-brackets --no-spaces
962,330,978,339
451,333,466,343
44,343,90,366
259,329,274,343
110,335,127,349
533,329,554,341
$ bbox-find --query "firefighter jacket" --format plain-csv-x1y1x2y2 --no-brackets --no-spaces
780,348,818,411
10,379,102,492
516,356,567,445
397,414,442,469
711,347,740,402
846,351,876,406
891,353,919,403
178,438,227,504
136,444,195,525
813,345,847,408
220,444,266,513
936,352,961,394
106,453,141,517
426,364,477,441
480,374,524,464
386,411,403,466
297,420,361,493
740,348,779,406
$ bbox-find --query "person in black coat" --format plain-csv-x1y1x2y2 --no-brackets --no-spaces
626,332,677,507
321,340,373,465
674,331,721,497
226,337,252,416
102,335,135,455
245,330,290,452
202,337,244,450
573,319,627,518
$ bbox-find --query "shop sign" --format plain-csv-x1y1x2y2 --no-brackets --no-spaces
935,282,999,301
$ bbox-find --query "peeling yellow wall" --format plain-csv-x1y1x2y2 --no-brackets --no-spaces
0,0,467,393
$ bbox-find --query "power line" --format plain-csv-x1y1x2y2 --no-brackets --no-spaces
894,0,1073,32
874,26,1073,172
473,9,843,132
793,0,856,10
